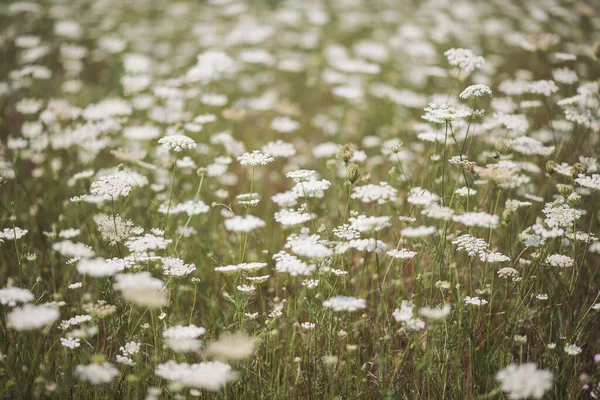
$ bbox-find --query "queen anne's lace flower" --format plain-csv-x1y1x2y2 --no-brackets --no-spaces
0,287,34,306
452,212,499,228
333,224,361,240
61,337,81,349
464,296,488,306
393,301,425,330
52,240,95,258
273,251,315,276
60,315,92,330
77,258,126,277
285,231,333,258
351,182,397,204
120,341,140,356
271,191,299,207
497,267,519,280
422,103,478,124
123,125,160,140
545,254,574,268
452,234,488,257
511,137,554,156
459,84,492,99
292,179,331,198
444,48,484,73
564,343,582,355
262,140,296,157
93,214,139,245
215,262,267,274
205,333,256,360
237,150,274,166
116,355,135,366
543,202,581,228
186,51,234,84
158,135,197,152
75,363,120,385
158,200,209,216
387,248,417,260
348,238,388,253
163,324,206,340
575,174,600,190
496,363,553,399
90,174,132,199
7,304,60,330
348,215,391,232
161,257,196,277
401,226,437,238
274,208,316,226
224,215,266,232
82,98,132,120
125,234,172,252
419,304,451,320
407,187,439,205
493,112,529,134
0,227,28,240
270,116,300,133
155,360,237,391
323,296,366,312
421,204,454,220
527,80,559,97
480,251,510,263
285,169,317,183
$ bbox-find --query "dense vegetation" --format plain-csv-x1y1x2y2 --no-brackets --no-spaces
1,0,600,398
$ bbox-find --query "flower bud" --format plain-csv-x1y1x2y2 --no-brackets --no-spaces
556,184,573,197
390,143,403,153
545,160,556,174
495,138,511,154
336,143,356,164
571,162,588,178
346,163,360,184
567,192,581,207
502,209,513,225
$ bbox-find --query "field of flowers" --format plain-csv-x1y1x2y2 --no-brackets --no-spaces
1,0,600,398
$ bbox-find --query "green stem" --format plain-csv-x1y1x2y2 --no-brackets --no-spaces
162,159,178,230
240,167,255,262
174,172,205,253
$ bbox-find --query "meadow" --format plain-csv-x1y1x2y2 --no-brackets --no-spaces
1,0,600,398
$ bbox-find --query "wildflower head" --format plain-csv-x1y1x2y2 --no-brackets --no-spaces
336,143,357,164
571,162,588,178
346,163,360,184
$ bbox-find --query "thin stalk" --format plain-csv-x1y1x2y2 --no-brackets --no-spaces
173,172,205,253
162,159,178,230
